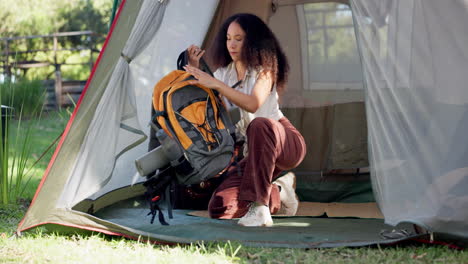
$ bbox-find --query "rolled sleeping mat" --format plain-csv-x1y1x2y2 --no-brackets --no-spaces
135,145,170,176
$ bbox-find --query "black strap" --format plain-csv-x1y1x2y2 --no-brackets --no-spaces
232,79,242,89
165,183,174,219
147,202,169,225
144,167,174,225
176,97,206,113
153,110,166,118
177,49,214,77
149,106,163,141
176,50,188,71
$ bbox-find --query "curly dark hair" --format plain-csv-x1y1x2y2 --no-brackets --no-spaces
211,13,289,91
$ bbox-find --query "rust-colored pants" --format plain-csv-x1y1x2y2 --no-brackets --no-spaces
208,117,306,219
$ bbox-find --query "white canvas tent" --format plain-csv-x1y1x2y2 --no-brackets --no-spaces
18,0,468,247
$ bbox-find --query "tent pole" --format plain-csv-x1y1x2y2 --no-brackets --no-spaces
109,0,121,30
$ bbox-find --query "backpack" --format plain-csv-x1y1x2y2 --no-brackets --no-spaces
151,69,236,184
138,50,236,224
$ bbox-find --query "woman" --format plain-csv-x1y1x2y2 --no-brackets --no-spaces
184,13,306,227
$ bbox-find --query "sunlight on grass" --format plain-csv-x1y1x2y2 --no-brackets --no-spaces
1,231,467,264
0,233,241,264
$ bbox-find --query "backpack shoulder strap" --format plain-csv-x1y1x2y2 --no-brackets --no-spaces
177,49,213,76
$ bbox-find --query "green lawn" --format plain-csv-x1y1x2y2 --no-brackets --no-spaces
5,110,70,200
0,110,466,263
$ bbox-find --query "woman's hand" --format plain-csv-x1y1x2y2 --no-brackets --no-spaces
183,64,222,90
187,45,205,68
184,65,273,114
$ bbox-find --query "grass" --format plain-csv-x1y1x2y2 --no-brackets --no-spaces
0,110,467,263
1,78,49,205
0,231,466,263
0,234,241,264
0,79,45,119
6,110,69,201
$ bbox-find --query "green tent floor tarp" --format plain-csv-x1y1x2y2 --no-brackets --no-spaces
91,198,421,248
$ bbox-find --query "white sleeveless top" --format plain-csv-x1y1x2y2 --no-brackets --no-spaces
214,63,284,137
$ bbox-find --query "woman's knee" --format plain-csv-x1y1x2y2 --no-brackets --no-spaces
208,189,241,219
208,192,252,219
208,194,225,219
246,117,276,137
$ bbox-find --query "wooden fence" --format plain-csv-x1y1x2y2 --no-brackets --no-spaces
1,31,101,109
43,79,86,110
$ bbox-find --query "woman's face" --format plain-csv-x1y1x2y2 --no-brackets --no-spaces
226,22,245,62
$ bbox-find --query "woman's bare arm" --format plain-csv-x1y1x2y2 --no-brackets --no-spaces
184,65,272,113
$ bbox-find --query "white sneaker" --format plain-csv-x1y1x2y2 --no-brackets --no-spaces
274,172,299,216
238,203,273,227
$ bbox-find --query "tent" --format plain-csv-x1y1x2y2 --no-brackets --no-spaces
18,0,468,247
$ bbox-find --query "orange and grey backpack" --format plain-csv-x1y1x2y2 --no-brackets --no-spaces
151,68,236,185
142,51,237,224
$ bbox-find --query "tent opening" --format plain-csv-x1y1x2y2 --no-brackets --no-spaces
271,2,371,204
